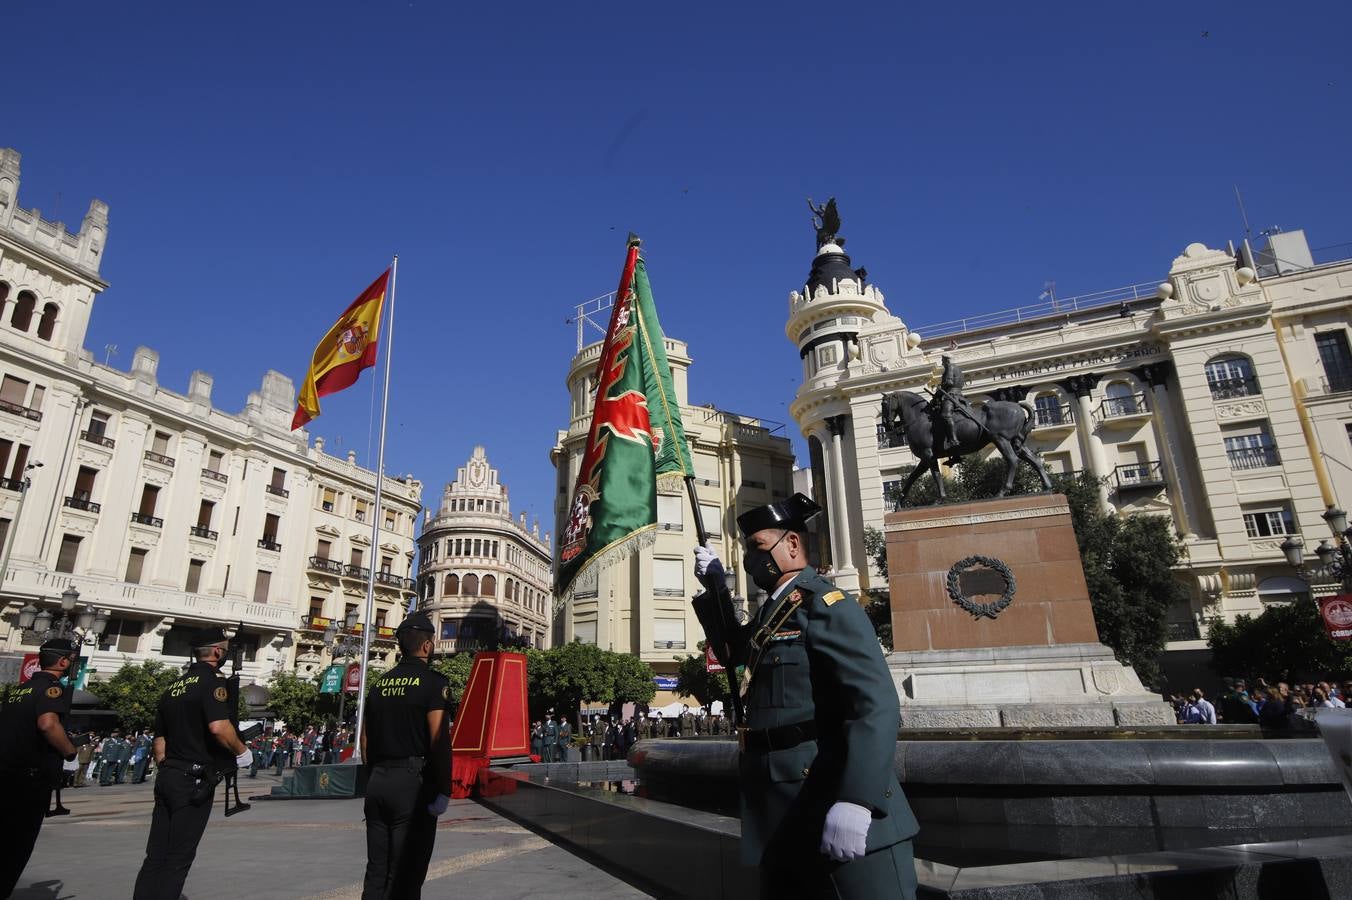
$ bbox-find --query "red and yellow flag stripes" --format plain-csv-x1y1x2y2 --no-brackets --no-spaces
291,270,389,430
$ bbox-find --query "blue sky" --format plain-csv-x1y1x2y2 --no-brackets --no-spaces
6,1,1351,530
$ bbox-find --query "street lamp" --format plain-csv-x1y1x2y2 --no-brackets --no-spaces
325,606,363,729
17,585,108,685
1285,506,1352,593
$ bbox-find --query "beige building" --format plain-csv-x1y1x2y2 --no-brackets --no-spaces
784,220,1352,659
0,148,421,685
552,330,796,688
415,446,553,651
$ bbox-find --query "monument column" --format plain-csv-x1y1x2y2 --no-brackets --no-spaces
1133,361,1193,536
1060,373,1111,512
825,415,856,577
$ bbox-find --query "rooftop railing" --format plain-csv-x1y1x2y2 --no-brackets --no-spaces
914,280,1161,339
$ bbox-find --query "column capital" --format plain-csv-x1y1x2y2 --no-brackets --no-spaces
1132,361,1176,390
990,384,1030,403
1059,373,1102,399
825,414,850,437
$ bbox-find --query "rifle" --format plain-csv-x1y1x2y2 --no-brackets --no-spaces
222,621,253,817
685,476,744,728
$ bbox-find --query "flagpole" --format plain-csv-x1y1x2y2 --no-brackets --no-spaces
352,255,398,763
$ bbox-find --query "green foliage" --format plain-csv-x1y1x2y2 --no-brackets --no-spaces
863,526,889,581
608,650,658,706
674,641,729,709
431,653,475,717
525,642,615,722
87,660,181,732
267,671,321,731
1208,601,1352,682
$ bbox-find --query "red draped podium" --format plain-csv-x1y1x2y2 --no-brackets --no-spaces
448,651,531,798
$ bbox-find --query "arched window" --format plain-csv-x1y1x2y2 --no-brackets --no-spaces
505,578,514,601
10,291,36,332
482,574,497,597
1258,576,1309,606
1102,380,1140,416
1033,391,1066,427
1206,355,1259,399
463,574,479,596
36,303,58,341
0,282,9,311
444,574,459,596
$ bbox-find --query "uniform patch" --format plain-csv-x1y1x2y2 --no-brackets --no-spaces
46,686,62,699
213,686,229,702
769,630,802,642
822,590,845,606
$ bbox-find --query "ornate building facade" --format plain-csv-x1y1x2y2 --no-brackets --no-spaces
552,332,796,695
0,148,421,685
416,447,553,650
784,213,1352,662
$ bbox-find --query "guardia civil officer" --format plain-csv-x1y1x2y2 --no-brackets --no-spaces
132,626,252,900
0,637,78,897
692,493,919,899
360,610,452,899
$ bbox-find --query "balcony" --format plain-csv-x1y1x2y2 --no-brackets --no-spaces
1031,403,1075,433
80,430,115,448
63,496,101,513
1114,461,1165,491
309,556,343,575
652,640,687,650
130,512,163,528
1227,446,1281,470
1095,393,1150,427
376,571,403,588
653,588,686,597
144,450,175,468
257,538,282,552
1208,376,1261,401
201,468,228,484
1167,620,1202,642
189,525,218,540
876,422,908,449
265,484,290,498
344,564,371,580
0,477,23,492
0,398,42,422
658,521,683,532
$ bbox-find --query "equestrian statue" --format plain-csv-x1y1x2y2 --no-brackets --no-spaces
880,356,1052,505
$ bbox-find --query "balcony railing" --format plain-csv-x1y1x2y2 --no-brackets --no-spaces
144,450,175,467
1096,393,1149,422
0,477,23,492
876,422,908,449
189,525,218,540
130,512,163,527
63,496,100,513
1227,446,1281,470
1032,403,1075,428
344,564,371,579
1322,372,1352,395
653,588,686,597
376,571,403,587
257,538,282,552
201,468,228,483
1207,376,1261,401
265,485,289,498
659,521,683,532
0,398,42,422
1167,620,1202,641
653,640,687,650
80,430,115,448
1114,461,1165,490
309,556,343,575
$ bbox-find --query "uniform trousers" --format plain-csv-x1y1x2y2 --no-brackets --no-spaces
1,771,52,897
759,840,917,900
133,766,216,900
363,761,438,899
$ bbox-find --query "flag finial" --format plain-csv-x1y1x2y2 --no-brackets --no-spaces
627,232,641,248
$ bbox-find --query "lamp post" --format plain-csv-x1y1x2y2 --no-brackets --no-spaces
324,606,362,728
1282,505,1352,593
17,585,109,686
0,460,44,601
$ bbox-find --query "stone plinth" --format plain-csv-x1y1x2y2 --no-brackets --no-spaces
884,495,1173,727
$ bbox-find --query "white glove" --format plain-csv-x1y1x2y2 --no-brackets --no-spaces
236,749,254,768
820,801,871,862
426,793,450,817
694,544,719,578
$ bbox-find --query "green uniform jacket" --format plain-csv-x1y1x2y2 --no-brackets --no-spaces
694,568,918,867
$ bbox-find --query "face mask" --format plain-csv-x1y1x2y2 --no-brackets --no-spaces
745,530,792,593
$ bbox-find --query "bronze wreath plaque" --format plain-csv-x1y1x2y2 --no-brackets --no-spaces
945,555,1017,620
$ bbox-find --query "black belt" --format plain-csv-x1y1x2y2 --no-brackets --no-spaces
371,756,426,768
737,720,817,754
160,759,210,774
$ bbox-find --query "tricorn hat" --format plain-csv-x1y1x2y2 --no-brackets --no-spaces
396,610,435,635
736,492,823,538
39,637,77,654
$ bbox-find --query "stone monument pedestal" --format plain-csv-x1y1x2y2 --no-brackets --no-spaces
885,494,1173,728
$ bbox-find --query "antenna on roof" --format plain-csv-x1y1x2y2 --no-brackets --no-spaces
1234,185,1252,238
103,344,118,366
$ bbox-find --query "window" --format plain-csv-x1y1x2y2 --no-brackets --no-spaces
88,410,111,437
125,548,148,584
1102,381,1141,416
505,578,515,601
10,291,35,331
658,494,683,530
384,509,396,530
653,558,685,596
253,570,271,604
1222,423,1279,469
492,540,499,558
28,385,43,412
1243,505,1295,538
444,574,459,596
1205,356,1259,399
1258,576,1309,606
197,500,215,529
574,620,598,645
36,303,57,341
151,431,170,455
699,503,722,537
185,559,205,593
441,619,460,640
381,555,393,574
309,597,325,620
321,487,336,512
463,574,479,596
354,499,368,522
482,574,497,597
1043,452,1074,475
1034,392,1066,426
138,484,159,517
56,535,81,573
98,618,143,653
0,374,29,406
207,450,225,473
270,467,287,492
350,548,364,568
454,538,463,556
0,518,10,555
472,539,480,557
654,618,686,649
375,609,387,628
1317,331,1352,393
73,466,97,501
315,539,331,560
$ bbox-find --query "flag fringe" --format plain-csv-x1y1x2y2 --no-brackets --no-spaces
554,526,657,609
655,471,688,492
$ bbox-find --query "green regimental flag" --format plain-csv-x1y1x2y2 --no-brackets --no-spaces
556,240,694,601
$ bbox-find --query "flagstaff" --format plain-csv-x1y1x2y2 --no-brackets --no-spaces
352,254,399,762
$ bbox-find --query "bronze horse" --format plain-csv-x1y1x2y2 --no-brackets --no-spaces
880,391,1052,504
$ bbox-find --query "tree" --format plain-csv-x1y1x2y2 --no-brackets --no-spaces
1208,601,1352,682
267,672,321,731
607,650,657,707
87,660,181,732
526,642,614,725
674,642,729,710
431,653,476,718
861,528,894,651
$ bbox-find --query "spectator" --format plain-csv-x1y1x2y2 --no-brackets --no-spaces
1192,688,1217,724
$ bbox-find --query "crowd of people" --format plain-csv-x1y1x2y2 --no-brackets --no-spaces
530,703,732,761
245,723,352,776
1170,677,1351,728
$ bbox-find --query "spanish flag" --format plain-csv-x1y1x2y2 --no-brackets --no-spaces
291,270,389,430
